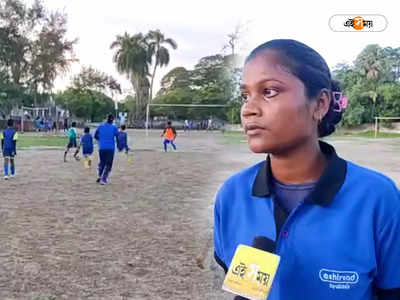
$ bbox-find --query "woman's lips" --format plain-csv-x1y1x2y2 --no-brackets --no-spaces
244,123,266,135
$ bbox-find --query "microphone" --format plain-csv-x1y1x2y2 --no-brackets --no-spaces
230,236,276,300
252,236,275,253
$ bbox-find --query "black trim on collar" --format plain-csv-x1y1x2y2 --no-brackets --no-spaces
252,155,272,197
252,141,347,207
214,251,228,273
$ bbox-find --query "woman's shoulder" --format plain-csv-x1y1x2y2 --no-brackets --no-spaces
217,161,265,196
346,160,398,190
345,160,400,209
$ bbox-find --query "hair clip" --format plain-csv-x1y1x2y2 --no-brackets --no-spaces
332,92,347,112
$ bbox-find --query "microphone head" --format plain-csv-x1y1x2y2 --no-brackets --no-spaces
252,236,275,252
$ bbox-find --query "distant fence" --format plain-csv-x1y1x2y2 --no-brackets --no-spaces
0,118,82,131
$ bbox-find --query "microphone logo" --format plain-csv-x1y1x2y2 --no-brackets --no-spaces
231,262,271,287
222,244,280,300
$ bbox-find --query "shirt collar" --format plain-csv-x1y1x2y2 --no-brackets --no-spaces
252,141,347,206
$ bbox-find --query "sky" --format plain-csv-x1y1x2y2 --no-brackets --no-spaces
26,0,400,101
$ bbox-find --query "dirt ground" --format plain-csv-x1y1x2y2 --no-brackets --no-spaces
1,130,400,300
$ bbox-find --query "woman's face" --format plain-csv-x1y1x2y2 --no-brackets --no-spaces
240,50,317,154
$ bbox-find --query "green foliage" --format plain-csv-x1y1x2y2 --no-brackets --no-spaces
333,44,400,126
118,95,135,113
153,53,242,121
377,83,400,117
54,66,120,122
56,88,114,122
157,67,192,95
146,29,178,102
110,30,177,122
110,32,150,121
72,66,121,94
0,0,76,108
227,104,241,124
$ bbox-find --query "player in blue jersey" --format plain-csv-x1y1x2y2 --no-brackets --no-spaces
117,124,130,154
214,39,400,300
94,114,118,185
1,119,18,180
79,127,94,167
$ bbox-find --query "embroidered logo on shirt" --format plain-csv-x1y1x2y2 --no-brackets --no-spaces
319,269,359,290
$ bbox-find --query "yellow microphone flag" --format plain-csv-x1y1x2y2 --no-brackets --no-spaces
222,244,281,300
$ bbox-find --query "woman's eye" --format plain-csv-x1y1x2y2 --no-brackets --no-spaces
241,92,249,103
263,89,279,99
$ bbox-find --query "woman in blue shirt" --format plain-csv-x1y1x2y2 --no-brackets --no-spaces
214,39,400,300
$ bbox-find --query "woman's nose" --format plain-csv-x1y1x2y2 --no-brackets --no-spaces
241,98,262,119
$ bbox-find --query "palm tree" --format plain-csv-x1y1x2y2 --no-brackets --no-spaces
355,44,384,82
110,33,150,121
355,44,392,119
111,33,149,79
146,30,177,103
382,47,400,81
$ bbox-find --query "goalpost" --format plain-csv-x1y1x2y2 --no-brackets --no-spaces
145,103,231,136
20,106,52,132
374,117,400,138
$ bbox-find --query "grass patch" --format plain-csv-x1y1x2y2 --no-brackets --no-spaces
17,133,67,148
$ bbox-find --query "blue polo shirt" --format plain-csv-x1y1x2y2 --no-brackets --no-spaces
1,127,18,152
80,133,94,155
117,131,128,151
94,122,118,150
214,141,400,300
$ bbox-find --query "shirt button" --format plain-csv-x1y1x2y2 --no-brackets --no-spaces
282,230,289,238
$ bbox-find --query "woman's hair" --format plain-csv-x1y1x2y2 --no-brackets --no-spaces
84,127,90,133
107,114,114,123
7,119,13,127
121,124,126,130
245,39,343,137
71,121,77,127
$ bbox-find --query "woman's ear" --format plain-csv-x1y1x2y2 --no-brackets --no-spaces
313,89,331,121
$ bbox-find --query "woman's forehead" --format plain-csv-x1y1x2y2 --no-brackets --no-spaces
243,52,296,86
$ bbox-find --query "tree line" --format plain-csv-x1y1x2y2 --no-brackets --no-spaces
333,44,400,126
2,0,400,126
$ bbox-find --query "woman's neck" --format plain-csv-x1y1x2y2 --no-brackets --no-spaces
270,140,327,184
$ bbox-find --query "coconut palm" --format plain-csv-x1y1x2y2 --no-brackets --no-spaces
355,44,384,81
110,32,150,120
146,30,177,103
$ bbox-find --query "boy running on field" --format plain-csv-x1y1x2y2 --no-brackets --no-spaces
161,121,177,152
117,125,130,154
64,121,80,162
80,127,94,167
